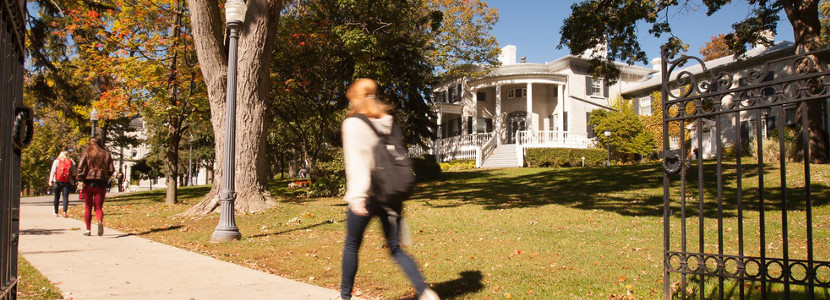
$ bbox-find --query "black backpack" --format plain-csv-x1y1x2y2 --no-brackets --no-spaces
352,114,414,204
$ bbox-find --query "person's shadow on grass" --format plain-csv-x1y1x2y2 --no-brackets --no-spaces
429,270,484,299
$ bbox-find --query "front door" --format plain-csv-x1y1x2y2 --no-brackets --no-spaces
505,111,527,144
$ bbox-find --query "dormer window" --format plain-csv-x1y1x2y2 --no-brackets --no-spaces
506,88,527,99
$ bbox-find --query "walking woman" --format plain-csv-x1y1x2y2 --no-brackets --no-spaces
76,137,115,236
49,151,75,217
337,79,439,300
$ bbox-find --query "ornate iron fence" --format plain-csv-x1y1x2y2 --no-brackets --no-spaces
1,0,28,299
661,46,830,299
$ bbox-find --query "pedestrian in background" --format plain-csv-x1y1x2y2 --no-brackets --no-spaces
48,151,75,217
76,137,115,236
336,79,439,300
116,171,125,192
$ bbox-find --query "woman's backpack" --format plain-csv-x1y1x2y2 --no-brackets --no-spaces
352,114,414,204
55,160,72,183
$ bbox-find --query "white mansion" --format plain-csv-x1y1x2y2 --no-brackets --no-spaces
413,45,655,167
418,42,830,167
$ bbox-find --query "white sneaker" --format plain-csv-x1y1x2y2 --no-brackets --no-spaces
419,288,440,300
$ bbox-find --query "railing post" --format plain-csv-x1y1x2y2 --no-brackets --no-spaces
475,148,482,168
516,144,523,167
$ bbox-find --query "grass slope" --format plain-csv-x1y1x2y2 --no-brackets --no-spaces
74,161,830,299
17,255,63,300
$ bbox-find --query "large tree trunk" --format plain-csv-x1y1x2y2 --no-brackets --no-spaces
165,131,181,205
183,0,281,214
166,5,183,205
785,0,829,163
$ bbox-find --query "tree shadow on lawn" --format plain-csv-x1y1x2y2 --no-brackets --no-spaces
412,162,830,218
249,219,342,238
108,186,212,204
114,225,183,238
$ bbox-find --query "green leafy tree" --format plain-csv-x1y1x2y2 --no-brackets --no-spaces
589,99,656,162
560,0,827,163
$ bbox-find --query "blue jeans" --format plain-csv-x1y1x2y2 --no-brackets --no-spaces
340,202,427,299
53,182,70,214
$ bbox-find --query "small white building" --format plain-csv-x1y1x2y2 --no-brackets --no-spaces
115,117,210,192
415,45,655,167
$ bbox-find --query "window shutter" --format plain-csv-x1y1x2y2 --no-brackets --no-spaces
603,80,609,98
467,117,473,134
456,85,463,101
586,76,593,96
586,112,594,138
563,112,568,132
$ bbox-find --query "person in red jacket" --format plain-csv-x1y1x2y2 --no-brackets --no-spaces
76,137,115,236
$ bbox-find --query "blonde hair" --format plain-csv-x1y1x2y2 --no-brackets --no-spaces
58,151,69,161
346,78,389,118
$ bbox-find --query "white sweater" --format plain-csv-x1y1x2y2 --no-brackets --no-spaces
342,114,394,205
49,159,76,184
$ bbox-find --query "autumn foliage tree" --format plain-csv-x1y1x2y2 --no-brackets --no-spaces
699,33,737,61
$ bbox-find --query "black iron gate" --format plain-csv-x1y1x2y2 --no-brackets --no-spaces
0,0,28,299
661,46,830,299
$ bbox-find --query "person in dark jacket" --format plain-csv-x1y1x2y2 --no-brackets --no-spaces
76,137,115,236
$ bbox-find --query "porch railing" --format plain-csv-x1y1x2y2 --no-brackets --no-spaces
475,132,498,167
434,132,493,162
516,131,591,148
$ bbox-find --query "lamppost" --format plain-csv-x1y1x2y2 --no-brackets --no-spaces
90,108,99,137
604,129,611,166
211,0,246,242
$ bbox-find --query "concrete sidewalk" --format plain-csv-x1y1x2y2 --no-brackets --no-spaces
18,194,341,300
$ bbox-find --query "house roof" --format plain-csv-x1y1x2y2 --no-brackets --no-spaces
545,55,656,76
621,41,796,97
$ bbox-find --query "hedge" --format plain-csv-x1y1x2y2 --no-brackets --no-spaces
440,159,476,172
524,148,607,168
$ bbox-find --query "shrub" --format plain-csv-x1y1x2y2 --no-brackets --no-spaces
412,155,442,182
308,150,346,197
524,148,607,168
440,159,476,172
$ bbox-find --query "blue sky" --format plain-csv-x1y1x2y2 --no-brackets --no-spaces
486,0,795,66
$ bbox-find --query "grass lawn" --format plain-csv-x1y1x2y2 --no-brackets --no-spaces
70,160,830,299
17,255,63,300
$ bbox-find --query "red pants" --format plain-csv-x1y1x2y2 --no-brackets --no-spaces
82,186,106,230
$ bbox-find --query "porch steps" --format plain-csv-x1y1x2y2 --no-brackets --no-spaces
480,145,519,168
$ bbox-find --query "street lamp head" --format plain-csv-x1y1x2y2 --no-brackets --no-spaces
225,0,247,26
604,130,611,137
90,108,99,121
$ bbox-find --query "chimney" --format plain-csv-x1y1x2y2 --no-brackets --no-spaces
581,41,607,59
753,30,776,49
498,45,517,65
651,57,662,72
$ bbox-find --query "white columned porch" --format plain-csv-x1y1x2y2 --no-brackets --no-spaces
495,84,502,145
526,82,533,131
472,88,478,134
557,83,565,140
436,111,443,139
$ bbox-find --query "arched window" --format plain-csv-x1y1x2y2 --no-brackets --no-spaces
506,88,527,99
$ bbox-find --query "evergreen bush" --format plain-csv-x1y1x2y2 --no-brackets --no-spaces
412,155,442,181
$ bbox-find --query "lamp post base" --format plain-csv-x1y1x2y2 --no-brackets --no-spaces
211,228,241,242
210,192,241,242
